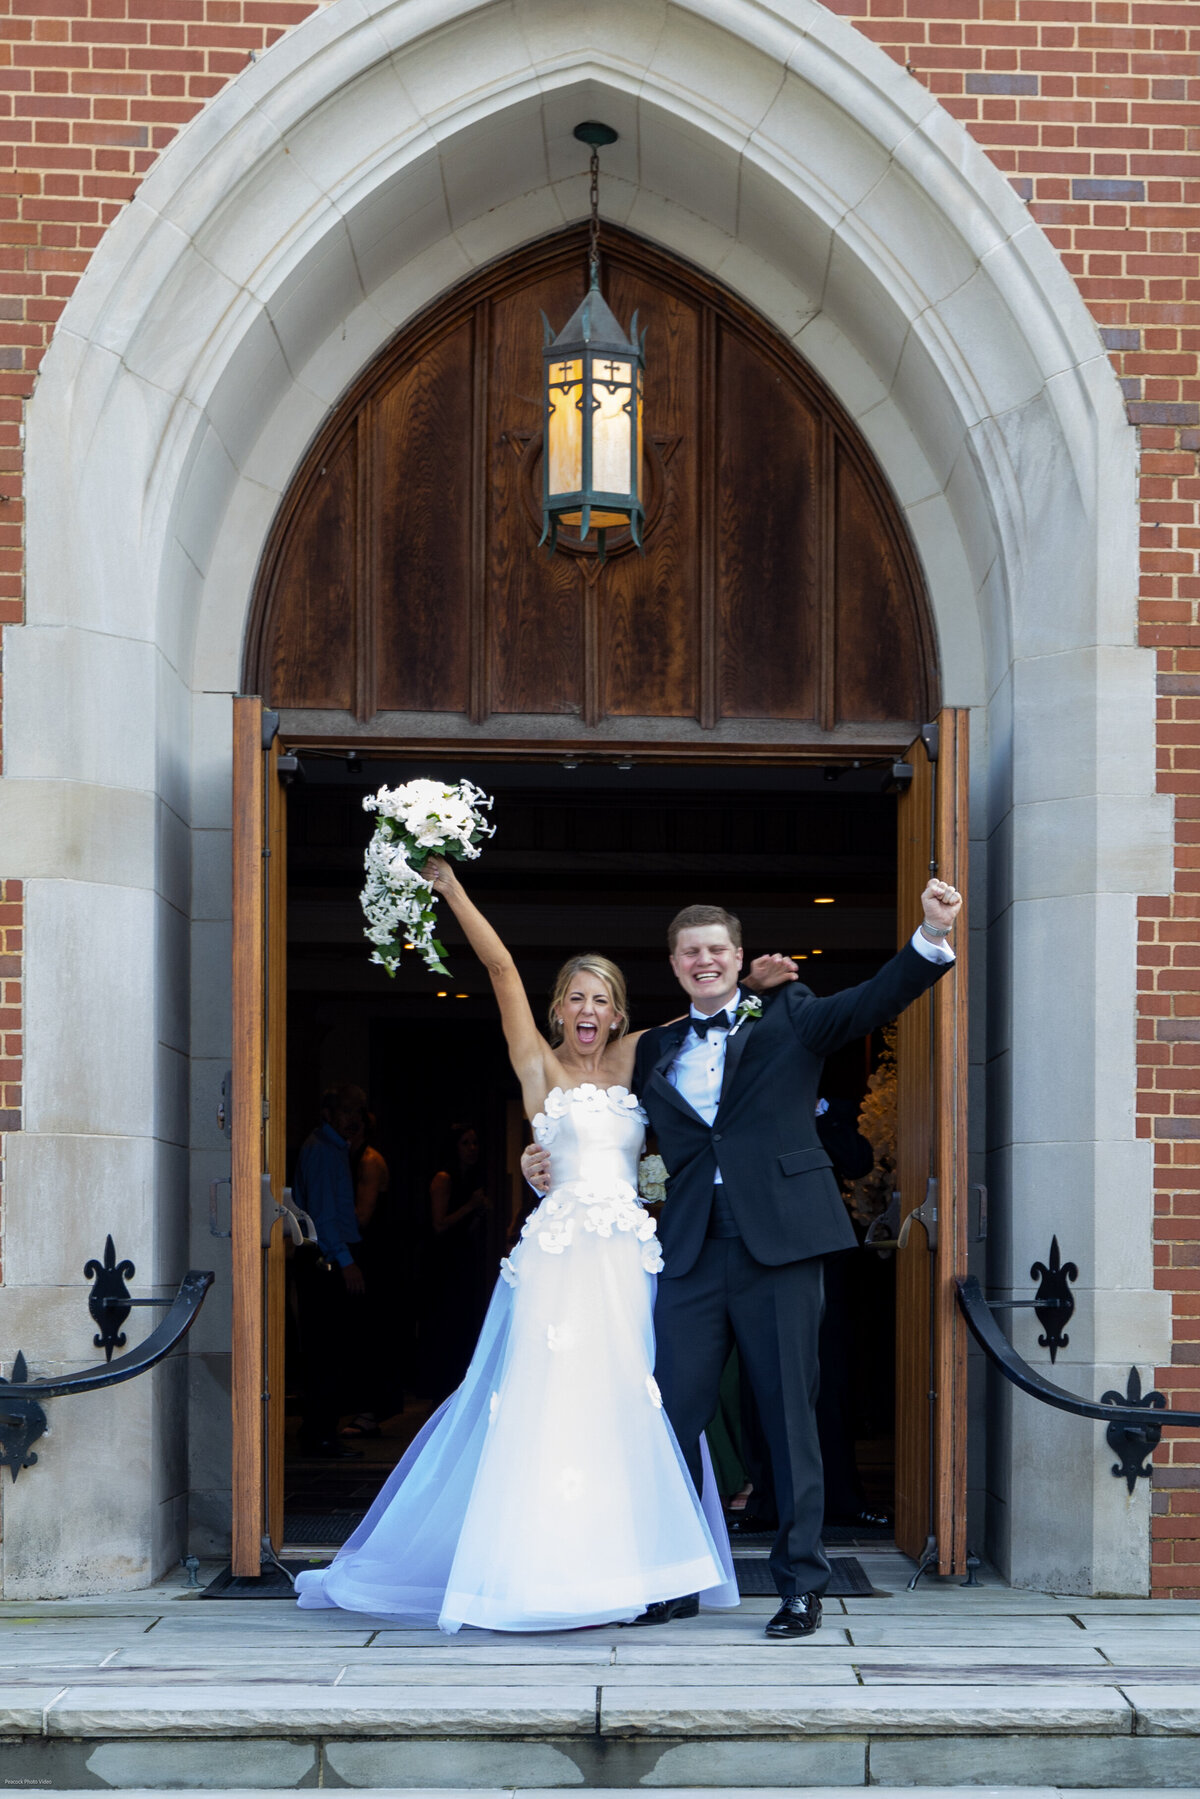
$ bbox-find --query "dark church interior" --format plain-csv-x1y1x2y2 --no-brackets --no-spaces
279,755,903,1551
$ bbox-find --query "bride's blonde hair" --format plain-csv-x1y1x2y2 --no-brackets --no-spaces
548,955,629,1046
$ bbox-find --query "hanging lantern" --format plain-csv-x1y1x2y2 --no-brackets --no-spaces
541,123,646,565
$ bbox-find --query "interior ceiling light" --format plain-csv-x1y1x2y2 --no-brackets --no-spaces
813,896,835,905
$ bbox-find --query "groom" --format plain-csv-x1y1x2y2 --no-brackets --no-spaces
630,878,960,1638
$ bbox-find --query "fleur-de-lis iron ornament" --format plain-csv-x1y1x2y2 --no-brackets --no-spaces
85,1234,136,1362
1101,1366,1167,1494
1030,1234,1078,1363
0,1353,47,1482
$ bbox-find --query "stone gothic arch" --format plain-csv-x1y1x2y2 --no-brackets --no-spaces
1,0,1169,1597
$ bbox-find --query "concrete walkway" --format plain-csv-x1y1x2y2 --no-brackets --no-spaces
2,1547,1200,1787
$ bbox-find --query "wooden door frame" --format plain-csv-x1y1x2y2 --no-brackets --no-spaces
231,698,289,1577
893,711,970,1577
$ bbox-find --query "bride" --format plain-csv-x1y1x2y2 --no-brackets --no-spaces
297,860,760,1632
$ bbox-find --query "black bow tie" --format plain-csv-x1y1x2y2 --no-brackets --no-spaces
691,1011,731,1037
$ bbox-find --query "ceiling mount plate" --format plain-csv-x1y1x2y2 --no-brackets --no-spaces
574,121,618,148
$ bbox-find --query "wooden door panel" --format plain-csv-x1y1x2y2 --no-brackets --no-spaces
894,710,969,1575
375,318,476,716
231,697,288,1576
834,449,929,729
231,696,265,1577
717,324,820,722
248,227,936,741
263,437,356,713
933,708,970,1575
600,269,699,719
488,269,585,716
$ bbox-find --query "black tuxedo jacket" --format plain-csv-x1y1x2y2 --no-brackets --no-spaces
633,942,951,1277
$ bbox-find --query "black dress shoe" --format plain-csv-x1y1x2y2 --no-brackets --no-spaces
627,1593,700,1626
765,1593,822,1639
728,1511,778,1537
298,1439,364,1461
825,1508,892,1531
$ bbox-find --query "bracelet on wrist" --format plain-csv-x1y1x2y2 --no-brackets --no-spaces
920,921,952,939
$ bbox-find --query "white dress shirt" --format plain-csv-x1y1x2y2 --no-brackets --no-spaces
666,929,954,1184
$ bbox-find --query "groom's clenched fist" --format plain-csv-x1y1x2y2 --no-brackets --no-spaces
920,877,962,937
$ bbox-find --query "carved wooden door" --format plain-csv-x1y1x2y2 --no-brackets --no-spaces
231,697,289,1574
893,709,970,1574
245,226,936,748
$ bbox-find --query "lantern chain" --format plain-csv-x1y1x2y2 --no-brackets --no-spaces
588,146,600,288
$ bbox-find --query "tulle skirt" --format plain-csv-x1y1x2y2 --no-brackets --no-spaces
295,1212,737,1632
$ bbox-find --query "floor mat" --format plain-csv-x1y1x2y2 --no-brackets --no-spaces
203,1553,877,1601
282,1510,366,1544
201,1559,323,1598
735,1553,875,1597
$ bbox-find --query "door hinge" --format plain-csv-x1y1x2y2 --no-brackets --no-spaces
261,709,280,750
920,719,940,762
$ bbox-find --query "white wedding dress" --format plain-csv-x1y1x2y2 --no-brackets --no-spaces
295,1084,737,1631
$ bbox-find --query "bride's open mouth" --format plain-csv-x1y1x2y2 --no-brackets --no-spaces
575,1020,598,1045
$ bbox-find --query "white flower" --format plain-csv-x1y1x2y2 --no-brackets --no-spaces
638,1154,669,1203
546,1324,561,1351
642,1242,664,1274
358,776,495,978
645,1374,663,1409
489,1391,500,1419
499,1256,519,1288
558,1467,584,1502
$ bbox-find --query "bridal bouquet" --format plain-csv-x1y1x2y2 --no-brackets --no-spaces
360,778,495,977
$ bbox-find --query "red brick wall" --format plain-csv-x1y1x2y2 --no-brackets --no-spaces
0,0,324,1334
824,0,1200,1597
1,0,1198,1589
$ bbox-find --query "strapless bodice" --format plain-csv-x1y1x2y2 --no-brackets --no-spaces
532,1084,647,1187
501,1085,660,1279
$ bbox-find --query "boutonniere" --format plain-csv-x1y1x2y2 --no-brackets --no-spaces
734,994,762,1027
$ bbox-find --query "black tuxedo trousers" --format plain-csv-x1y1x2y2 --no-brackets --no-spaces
633,941,952,1598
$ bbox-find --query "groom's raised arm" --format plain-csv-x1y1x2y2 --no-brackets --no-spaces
786,877,961,1057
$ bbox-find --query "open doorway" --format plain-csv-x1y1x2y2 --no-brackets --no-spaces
279,755,901,1549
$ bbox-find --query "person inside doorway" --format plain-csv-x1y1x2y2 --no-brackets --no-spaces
291,1084,367,1458
423,1121,492,1401
340,1107,395,1440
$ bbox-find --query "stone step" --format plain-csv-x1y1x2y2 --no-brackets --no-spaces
24,1792,1200,1799
4,1682,1200,1788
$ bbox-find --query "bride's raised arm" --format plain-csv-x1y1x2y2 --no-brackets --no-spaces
425,856,552,1117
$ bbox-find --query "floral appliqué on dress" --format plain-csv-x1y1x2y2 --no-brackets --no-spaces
517,1085,663,1274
